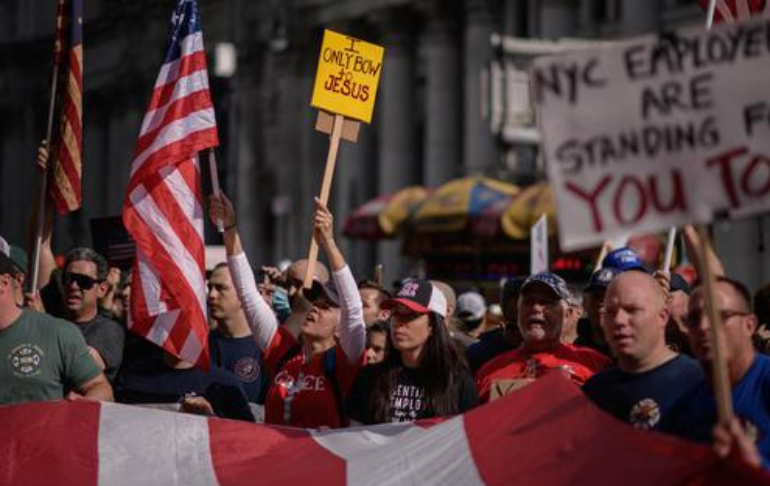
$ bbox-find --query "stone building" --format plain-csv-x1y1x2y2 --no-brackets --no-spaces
1,0,769,290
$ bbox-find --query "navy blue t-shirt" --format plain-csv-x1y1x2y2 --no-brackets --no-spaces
673,354,770,467
209,331,266,404
465,329,515,374
115,358,254,422
583,354,705,431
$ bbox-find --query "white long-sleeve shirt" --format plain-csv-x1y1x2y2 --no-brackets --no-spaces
227,252,366,363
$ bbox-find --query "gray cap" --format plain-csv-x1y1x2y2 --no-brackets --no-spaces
457,291,486,322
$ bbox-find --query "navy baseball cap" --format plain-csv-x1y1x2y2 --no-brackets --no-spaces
669,273,691,295
305,277,340,307
602,247,648,272
381,279,447,318
585,267,622,293
521,273,570,300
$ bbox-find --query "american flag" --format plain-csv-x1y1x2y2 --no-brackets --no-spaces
122,0,218,368
50,0,83,214
700,0,770,23
3,374,770,486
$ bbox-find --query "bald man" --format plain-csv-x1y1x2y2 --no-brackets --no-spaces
583,271,704,432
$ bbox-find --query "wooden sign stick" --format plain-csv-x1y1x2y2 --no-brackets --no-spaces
302,113,345,289
595,240,611,270
698,0,733,425
661,226,676,273
695,223,734,423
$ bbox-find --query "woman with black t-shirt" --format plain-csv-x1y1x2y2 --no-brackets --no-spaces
347,280,479,424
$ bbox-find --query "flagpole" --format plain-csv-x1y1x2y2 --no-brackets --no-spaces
30,1,65,292
208,149,224,233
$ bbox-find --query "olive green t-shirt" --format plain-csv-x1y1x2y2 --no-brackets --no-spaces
0,309,101,405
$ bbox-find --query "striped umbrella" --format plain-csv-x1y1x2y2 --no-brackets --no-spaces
343,186,428,240
411,176,519,234
501,181,556,240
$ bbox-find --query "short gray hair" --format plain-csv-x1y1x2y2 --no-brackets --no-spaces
65,247,109,281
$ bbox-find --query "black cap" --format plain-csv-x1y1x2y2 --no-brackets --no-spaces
669,273,691,296
0,252,18,277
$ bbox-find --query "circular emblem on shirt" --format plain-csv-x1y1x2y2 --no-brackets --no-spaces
233,357,260,383
9,343,45,378
629,398,661,430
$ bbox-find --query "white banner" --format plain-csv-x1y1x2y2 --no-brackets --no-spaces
530,214,549,274
533,17,770,250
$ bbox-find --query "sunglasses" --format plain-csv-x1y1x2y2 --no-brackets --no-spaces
63,272,102,290
684,310,750,328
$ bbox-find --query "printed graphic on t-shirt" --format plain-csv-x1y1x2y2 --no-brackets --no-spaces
629,398,661,430
234,357,260,383
9,343,44,378
390,383,427,422
274,370,328,423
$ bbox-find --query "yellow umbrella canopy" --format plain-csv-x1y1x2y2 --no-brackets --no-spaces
502,181,557,239
412,176,519,233
343,186,428,240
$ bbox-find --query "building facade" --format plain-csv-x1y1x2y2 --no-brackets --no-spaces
1,0,769,290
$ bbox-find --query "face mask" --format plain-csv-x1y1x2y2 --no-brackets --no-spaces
272,287,291,323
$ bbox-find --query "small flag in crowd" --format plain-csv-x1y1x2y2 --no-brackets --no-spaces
699,0,770,23
50,0,83,214
1,374,768,486
122,0,218,368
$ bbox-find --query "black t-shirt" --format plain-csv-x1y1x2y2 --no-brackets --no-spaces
209,331,266,404
583,354,704,431
115,357,254,422
347,364,479,424
78,314,125,382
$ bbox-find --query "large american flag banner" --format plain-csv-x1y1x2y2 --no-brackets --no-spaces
122,0,218,368
50,0,83,214
1,374,768,486
700,0,770,23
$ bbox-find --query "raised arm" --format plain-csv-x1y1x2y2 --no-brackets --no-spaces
27,143,56,290
313,198,365,363
682,224,725,279
209,193,278,350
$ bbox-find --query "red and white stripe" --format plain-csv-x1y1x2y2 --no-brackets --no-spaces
122,9,217,368
701,0,770,24
3,374,768,486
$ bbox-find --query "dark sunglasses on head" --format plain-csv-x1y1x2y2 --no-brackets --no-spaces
63,272,102,290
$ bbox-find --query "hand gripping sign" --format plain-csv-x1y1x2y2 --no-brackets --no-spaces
303,31,384,288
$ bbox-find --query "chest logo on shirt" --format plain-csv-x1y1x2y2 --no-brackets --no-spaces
8,343,45,378
274,370,326,392
234,357,261,383
629,398,661,430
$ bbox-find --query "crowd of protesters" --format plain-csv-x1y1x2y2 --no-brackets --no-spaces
2,150,770,472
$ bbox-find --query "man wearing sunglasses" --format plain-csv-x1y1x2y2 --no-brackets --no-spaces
0,252,113,404
53,248,125,383
672,276,769,469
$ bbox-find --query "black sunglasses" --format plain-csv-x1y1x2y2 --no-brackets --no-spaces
63,272,102,290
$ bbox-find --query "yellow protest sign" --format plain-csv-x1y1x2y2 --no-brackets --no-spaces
311,30,384,124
